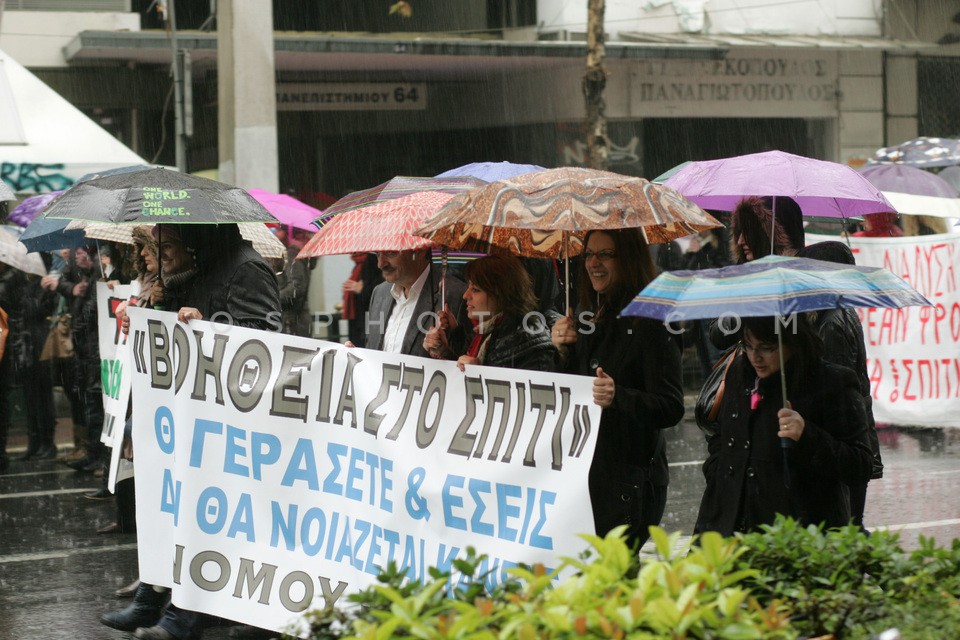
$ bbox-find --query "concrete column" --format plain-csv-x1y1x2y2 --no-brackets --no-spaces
217,0,278,191
884,53,918,146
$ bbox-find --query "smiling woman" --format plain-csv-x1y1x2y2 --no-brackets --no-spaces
551,228,685,552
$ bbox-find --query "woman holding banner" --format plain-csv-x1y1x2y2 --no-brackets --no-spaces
694,314,874,537
423,254,557,372
550,229,685,551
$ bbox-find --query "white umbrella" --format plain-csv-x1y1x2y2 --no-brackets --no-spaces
0,181,14,202
66,220,286,260
858,164,960,218
1,225,47,276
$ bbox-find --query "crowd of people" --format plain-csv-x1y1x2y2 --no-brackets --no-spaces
0,190,903,639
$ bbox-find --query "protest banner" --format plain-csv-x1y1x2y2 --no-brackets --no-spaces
96,282,140,490
807,232,960,427
128,308,601,635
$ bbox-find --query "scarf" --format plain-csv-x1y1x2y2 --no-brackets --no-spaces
466,313,503,364
341,253,367,321
159,267,198,310
136,272,160,308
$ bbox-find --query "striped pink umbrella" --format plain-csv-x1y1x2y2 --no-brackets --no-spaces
298,191,455,257
313,176,484,227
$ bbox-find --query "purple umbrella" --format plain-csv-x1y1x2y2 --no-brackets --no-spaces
664,150,896,219
8,191,64,227
246,189,321,232
940,166,960,192
435,161,544,181
858,164,960,218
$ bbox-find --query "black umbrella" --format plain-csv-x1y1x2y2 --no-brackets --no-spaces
39,167,277,225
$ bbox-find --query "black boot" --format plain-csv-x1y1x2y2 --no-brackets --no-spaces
100,583,169,631
34,442,58,460
17,442,39,461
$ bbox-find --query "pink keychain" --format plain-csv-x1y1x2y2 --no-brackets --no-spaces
750,377,762,411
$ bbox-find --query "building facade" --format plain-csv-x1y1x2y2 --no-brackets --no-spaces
0,0,956,195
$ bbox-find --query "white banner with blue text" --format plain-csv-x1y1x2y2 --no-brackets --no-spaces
128,308,600,635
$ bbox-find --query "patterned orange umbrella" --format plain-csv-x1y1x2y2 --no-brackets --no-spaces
414,167,721,259
298,191,455,257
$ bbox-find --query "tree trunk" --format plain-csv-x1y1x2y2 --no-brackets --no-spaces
583,0,608,170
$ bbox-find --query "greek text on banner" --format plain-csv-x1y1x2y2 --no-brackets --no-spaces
128,308,600,635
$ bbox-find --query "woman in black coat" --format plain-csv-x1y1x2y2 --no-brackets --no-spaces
694,314,874,536
424,254,556,372
551,229,685,550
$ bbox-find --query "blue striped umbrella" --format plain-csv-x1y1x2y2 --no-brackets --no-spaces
621,254,930,322
624,254,930,472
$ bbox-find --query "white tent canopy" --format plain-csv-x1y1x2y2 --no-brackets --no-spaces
0,48,146,195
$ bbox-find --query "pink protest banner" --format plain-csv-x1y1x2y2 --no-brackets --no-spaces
807,233,960,427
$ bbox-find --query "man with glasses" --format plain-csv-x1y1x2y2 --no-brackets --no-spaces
363,249,470,358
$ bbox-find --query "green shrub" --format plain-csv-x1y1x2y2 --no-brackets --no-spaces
297,519,960,640
300,526,796,639
735,516,960,639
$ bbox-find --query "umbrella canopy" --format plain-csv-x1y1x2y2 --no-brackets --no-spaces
651,161,692,184
870,137,960,168
71,221,286,260
314,176,485,227
39,167,277,225
858,163,960,218
621,254,930,322
664,150,895,218
19,213,88,252
435,161,544,181
76,164,155,183
0,225,47,276
299,191,455,258
246,189,322,232
0,181,14,202
939,166,960,192
7,190,63,227
415,167,722,259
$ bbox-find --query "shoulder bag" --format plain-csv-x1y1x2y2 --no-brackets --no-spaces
694,345,739,437
40,298,74,361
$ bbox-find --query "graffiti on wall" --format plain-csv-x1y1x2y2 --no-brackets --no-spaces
559,136,641,169
1,163,75,193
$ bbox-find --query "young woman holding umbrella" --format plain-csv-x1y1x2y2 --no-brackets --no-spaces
694,314,875,536
422,253,557,372
551,228,685,551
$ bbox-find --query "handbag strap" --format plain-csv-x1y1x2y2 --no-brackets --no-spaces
706,346,739,423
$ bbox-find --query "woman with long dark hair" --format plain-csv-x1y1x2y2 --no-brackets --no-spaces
694,314,874,536
551,229,684,550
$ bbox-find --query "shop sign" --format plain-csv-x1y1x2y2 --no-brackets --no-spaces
629,50,839,118
276,83,427,111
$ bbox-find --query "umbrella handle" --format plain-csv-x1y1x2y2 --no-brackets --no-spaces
777,326,794,449
95,239,106,280
564,231,570,314
770,196,777,257
440,246,447,308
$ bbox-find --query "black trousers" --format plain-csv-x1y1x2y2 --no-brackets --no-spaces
20,360,56,449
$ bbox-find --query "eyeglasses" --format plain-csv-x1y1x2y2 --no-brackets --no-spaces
583,249,617,262
740,341,778,356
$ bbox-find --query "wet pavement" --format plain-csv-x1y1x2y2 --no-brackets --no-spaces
2,404,959,640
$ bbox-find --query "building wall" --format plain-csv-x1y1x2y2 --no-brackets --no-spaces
0,11,140,67
537,0,883,38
